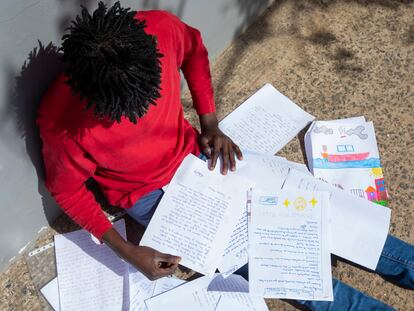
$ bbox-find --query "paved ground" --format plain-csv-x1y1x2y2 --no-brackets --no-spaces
1,0,413,310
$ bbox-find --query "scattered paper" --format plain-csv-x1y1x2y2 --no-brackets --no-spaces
152,276,186,296
54,220,127,311
140,154,252,275
128,266,156,311
305,118,389,206
40,277,60,311
283,169,391,269
217,152,313,277
217,207,249,277
219,83,314,154
145,274,268,311
249,189,333,300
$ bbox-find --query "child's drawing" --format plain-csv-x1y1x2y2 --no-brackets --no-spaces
346,125,368,140
315,145,377,169
309,120,388,206
313,125,333,135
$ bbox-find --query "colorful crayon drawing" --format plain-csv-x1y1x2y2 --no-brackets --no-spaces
321,145,369,162
364,178,389,206
315,145,380,169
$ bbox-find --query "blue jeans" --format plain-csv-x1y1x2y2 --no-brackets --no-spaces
126,160,413,310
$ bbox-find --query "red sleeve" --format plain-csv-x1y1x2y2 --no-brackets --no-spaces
39,128,113,240
166,13,216,115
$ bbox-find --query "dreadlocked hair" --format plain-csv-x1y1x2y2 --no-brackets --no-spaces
60,1,163,123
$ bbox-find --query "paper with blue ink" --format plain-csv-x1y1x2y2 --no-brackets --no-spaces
282,169,391,270
219,83,314,154
249,189,333,300
145,274,268,311
140,154,252,276
54,220,127,311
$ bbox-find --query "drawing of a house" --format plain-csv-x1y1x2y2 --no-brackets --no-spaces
375,178,388,200
365,186,377,201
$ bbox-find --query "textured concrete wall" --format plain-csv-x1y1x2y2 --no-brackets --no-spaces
0,0,272,271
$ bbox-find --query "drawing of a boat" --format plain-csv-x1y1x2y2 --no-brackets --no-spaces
326,152,370,162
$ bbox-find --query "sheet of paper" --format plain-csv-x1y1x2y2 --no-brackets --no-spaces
152,276,186,296
145,276,218,311
140,154,252,275
40,277,60,311
305,117,366,172
217,207,249,277
145,275,268,311
306,120,389,206
219,83,315,154
283,169,391,269
217,152,312,277
241,151,294,191
249,189,333,300
128,266,156,311
208,275,269,311
54,220,127,311
215,297,257,311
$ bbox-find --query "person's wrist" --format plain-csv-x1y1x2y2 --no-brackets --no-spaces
199,113,218,132
117,241,136,259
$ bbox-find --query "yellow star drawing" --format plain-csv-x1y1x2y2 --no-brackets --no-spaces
283,199,290,208
309,197,318,207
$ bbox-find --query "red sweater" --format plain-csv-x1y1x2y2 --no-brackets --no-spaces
37,11,216,240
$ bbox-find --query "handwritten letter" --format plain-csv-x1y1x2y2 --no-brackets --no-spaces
249,190,333,300
282,169,391,270
140,154,251,275
54,220,127,311
219,84,314,154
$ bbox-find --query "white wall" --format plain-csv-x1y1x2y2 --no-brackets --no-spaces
0,0,271,271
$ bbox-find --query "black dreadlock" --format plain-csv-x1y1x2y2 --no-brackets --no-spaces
60,1,163,123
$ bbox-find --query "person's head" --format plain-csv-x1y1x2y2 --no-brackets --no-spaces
60,1,162,123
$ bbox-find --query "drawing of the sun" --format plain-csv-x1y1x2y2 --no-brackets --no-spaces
370,167,383,178
293,197,307,211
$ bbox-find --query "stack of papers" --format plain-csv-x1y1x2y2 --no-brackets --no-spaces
305,117,389,206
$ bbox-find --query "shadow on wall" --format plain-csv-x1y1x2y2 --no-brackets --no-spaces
7,42,63,224
56,0,187,33
213,0,277,110
2,1,189,227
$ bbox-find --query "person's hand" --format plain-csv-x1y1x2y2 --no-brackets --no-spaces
102,228,181,281
199,127,243,175
124,245,181,280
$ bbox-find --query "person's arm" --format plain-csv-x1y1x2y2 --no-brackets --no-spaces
173,15,243,174
102,228,181,280
39,127,179,280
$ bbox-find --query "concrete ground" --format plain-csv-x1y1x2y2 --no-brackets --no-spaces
1,0,413,310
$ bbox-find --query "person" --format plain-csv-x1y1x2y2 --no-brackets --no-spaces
38,2,413,310
37,2,242,281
